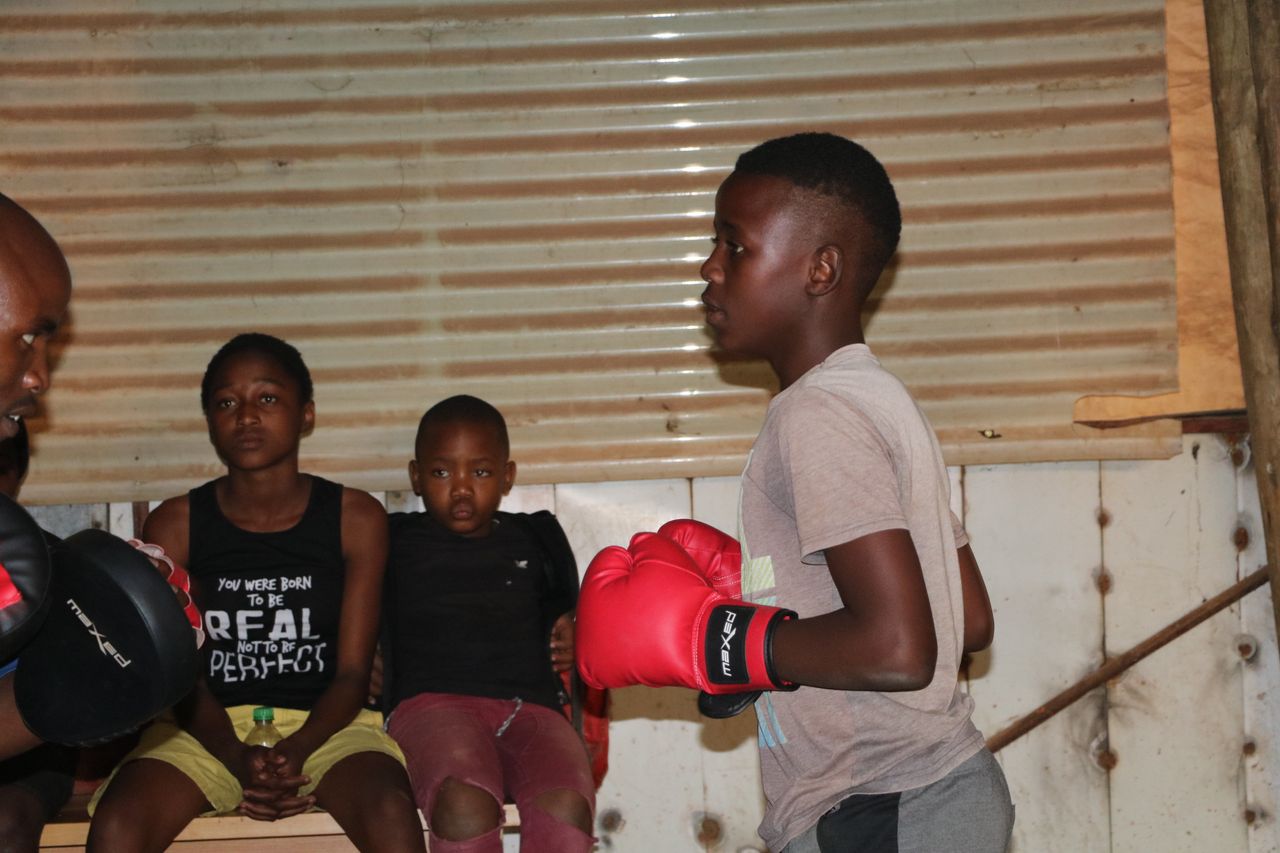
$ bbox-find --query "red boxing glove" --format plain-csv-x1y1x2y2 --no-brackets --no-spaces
657,519,777,718
576,531,796,696
657,519,742,597
128,540,205,650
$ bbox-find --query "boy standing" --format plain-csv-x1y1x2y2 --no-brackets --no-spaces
577,133,1012,852
383,395,595,853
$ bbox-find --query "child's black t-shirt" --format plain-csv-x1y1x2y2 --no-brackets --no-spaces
384,511,565,712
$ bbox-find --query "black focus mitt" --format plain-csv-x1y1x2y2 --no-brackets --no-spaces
15,529,200,746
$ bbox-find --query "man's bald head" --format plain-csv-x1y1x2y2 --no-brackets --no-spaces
0,194,71,439
0,195,67,285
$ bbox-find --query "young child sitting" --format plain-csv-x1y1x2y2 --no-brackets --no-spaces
86,333,425,853
381,394,595,853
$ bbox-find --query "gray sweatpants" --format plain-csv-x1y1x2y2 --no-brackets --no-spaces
781,748,1014,853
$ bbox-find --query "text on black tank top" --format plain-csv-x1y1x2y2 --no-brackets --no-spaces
189,476,345,710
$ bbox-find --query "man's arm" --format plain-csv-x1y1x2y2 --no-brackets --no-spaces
769,528,938,692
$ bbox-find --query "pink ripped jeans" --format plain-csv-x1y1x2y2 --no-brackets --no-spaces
388,692,596,853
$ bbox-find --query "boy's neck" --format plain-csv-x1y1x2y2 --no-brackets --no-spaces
773,324,865,390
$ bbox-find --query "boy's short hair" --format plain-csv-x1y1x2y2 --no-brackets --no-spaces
0,418,30,481
416,394,509,457
734,132,902,276
200,332,314,411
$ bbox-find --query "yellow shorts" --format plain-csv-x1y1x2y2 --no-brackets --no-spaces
88,706,404,816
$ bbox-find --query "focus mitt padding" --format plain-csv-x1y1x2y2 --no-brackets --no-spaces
0,493,51,663
14,529,200,746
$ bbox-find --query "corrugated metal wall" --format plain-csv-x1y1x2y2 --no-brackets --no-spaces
0,0,1179,505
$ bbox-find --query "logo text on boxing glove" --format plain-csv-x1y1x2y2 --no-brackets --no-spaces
66,598,132,668
706,604,752,685
719,611,738,677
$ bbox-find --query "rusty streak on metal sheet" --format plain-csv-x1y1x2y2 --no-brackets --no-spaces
73,274,426,302
430,103,1173,156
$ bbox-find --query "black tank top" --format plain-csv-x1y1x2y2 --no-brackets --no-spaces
189,475,345,710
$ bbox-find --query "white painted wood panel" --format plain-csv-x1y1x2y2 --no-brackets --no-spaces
692,476,768,853
965,461,1110,853
690,476,741,536
554,479,708,852
107,501,134,539
382,489,418,514
1235,440,1280,853
553,480,690,575
1103,436,1248,852
503,483,556,517
949,465,964,526
19,439,1276,852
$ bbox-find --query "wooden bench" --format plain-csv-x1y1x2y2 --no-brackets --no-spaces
39,794,520,851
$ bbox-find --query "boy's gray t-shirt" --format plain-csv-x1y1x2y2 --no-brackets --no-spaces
739,343,984,851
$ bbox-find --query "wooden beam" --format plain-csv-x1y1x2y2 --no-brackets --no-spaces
987,566,1271,753
41,804,522,850
1202,0,1280,662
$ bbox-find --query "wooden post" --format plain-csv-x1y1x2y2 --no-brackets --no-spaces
1202,0,1280,658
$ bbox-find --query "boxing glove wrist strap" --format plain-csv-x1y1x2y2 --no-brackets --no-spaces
701,603,798,693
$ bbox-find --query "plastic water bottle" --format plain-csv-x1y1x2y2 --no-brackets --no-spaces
243,706,282,747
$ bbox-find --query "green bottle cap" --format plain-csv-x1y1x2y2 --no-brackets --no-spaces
252,706,274,723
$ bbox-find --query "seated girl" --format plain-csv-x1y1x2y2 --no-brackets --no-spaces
87,333,424,853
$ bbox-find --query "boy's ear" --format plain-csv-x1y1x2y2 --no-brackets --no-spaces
300,400,317,436
407,459,423,497
806,244,843,297
502,460,517,496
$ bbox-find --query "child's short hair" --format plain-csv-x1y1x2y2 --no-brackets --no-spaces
416,395,509,457
200,333,314,411
735,132,902,274
0,418,30,481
